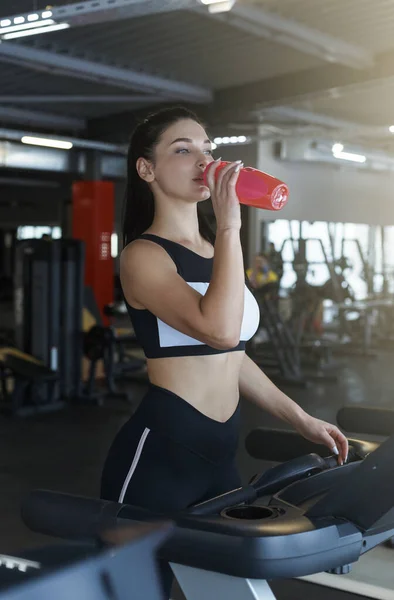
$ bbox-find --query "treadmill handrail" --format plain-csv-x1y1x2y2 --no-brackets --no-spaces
306,434,394,530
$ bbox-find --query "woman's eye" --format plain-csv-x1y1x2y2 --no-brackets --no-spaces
175,148,213,155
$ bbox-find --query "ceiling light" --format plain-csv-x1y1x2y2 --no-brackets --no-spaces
0,20,55,35
200,0,236,13
211,142,217,150
333,150,366,163
389,126,394,133
0,10,62,41
3,22,70,40
21,136,73,150
213,136,250,145
332,143,344,153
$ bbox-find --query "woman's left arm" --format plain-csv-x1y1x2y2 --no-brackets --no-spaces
239,353,348,464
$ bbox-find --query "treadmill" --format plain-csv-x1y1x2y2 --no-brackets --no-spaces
16,434,394,600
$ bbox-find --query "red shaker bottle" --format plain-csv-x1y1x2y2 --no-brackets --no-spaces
203,161,289,211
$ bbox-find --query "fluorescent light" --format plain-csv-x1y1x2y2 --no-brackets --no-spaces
389,126,394,133
0,19,11,27
111,233,118,258
332,142,366,163
3,22,70,40
14,17,25,25
21,136,73,150
0,20,55,35
211,142,217,150
42,11,53,19
208,1,236,13
213,135,249,145
200,0,236,12
27,14,40,22
333,150,366,163
332,143,344,153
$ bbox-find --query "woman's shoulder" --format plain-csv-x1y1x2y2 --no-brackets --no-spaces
120,236,176,272
122,229,162,253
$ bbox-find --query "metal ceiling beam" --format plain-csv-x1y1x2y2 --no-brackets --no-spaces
0,42,212,103
1,0,199,32
0,131,127,178
0,95,160,104
0,105,85,130
198,3,373,70
260,106,370,130
214,46,394,118
259,106,393,139
0,128,125,153
0,177,60,188
52,0,199,24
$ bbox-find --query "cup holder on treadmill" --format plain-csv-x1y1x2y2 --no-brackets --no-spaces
221,505,280,520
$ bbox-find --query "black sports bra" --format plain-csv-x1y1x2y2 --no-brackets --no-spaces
124,234,260,359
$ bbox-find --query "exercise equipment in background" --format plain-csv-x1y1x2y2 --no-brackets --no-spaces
0,239,84,416
0,238,147,416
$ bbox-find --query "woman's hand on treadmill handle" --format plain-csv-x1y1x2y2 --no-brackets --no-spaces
294,415,348,466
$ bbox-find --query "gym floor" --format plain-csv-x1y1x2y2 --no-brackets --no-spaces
0,344,393,598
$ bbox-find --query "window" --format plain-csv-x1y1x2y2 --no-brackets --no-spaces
268,220,394,299
17,226,62,240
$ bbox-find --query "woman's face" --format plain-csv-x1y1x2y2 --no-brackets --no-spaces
146,118,214,202
254,255,264,269
254,255,269,271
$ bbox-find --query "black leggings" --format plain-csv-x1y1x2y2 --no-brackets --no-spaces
100,384,241,597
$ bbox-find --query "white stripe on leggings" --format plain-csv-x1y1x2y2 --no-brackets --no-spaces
118,427,150,503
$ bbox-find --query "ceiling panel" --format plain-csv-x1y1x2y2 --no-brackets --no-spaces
24,10,322,88
291,78,394,127
255,0,394,54
1,1,394,138
0,1,81,18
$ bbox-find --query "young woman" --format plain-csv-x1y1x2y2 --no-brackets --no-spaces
247,253,278,289
100,106,348,590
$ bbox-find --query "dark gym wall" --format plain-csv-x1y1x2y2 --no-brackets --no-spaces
0,183,71,229
0,196,63,228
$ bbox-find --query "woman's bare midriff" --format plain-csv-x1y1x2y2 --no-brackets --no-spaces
146,351,245,423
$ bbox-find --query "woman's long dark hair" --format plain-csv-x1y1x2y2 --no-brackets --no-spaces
122,106,215,248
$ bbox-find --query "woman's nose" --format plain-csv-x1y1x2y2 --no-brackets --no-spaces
198,154,211,169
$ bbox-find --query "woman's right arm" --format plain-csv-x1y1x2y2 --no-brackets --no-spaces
199,227,244,347
199,160,245,345
121,160,245,350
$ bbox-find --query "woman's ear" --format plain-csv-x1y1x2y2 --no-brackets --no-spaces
136,157,155,183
